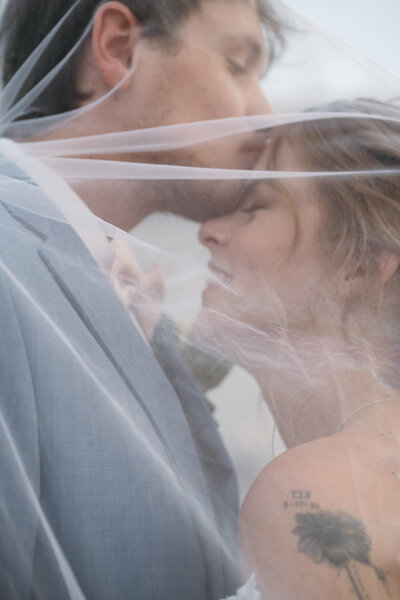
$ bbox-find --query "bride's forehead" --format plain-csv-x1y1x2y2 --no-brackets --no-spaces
258,140,306,184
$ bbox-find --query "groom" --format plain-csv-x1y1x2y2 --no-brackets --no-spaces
0,1,282,598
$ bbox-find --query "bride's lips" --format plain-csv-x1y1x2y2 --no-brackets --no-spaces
207,262,233,285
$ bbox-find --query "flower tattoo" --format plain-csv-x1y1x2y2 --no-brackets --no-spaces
293,510,390,600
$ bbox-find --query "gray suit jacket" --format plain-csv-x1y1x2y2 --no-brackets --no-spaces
0,177,239,599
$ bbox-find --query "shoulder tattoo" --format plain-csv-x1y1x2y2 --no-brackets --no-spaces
283,492,391,599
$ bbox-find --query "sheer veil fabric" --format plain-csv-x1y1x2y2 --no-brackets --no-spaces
0,0,398,598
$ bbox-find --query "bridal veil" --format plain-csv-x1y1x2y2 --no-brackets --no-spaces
0,0,398,597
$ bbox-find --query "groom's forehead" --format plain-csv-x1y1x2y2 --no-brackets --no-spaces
220,31,266,61
191,0,264,32
178,0,267,56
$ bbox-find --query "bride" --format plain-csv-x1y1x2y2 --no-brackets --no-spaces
194,99,400,599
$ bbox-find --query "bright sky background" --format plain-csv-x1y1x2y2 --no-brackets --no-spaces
282,0,400,77
263,0,400,110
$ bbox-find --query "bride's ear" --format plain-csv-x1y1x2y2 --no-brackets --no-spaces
92,1,140,88
337,251,400,298
377,251,400,284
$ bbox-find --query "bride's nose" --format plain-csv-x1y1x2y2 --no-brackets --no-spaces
199,216,230,248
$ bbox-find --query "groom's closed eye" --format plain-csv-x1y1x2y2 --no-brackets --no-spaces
221,34,267,79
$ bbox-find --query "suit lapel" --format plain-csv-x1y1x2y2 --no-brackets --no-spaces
39,223,230,598
38,222,202,475
2,157,233,596
39,223,230,597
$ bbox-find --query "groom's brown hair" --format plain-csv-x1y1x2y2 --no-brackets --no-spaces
0,0,284,118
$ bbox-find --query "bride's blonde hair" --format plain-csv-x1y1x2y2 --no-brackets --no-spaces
270,99,400,286
265,100,400,352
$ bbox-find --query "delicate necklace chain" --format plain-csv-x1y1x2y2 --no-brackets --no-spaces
269,374,400,453
270,376,354,456
337,398,400,432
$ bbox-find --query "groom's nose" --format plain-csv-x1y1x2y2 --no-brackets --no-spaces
249,85,274,116
243,68,274,116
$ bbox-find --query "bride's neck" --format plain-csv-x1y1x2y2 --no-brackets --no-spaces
255,343,399,448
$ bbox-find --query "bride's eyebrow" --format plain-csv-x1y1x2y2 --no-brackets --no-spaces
244,178,284,197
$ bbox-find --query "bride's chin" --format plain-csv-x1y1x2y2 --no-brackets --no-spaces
192,306,236,354
193,305,228,338
193,302,290,367
201,281,232,306
192,306,262,364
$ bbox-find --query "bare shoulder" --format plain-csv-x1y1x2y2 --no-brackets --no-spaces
239,436,397,600
241,435,349,521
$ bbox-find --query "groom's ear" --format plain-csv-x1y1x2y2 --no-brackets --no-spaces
92,1,140,88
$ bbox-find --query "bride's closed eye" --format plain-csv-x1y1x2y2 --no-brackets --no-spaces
239,201,269,223
240,203,266,213
239,189,282,221
240,194,276,213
